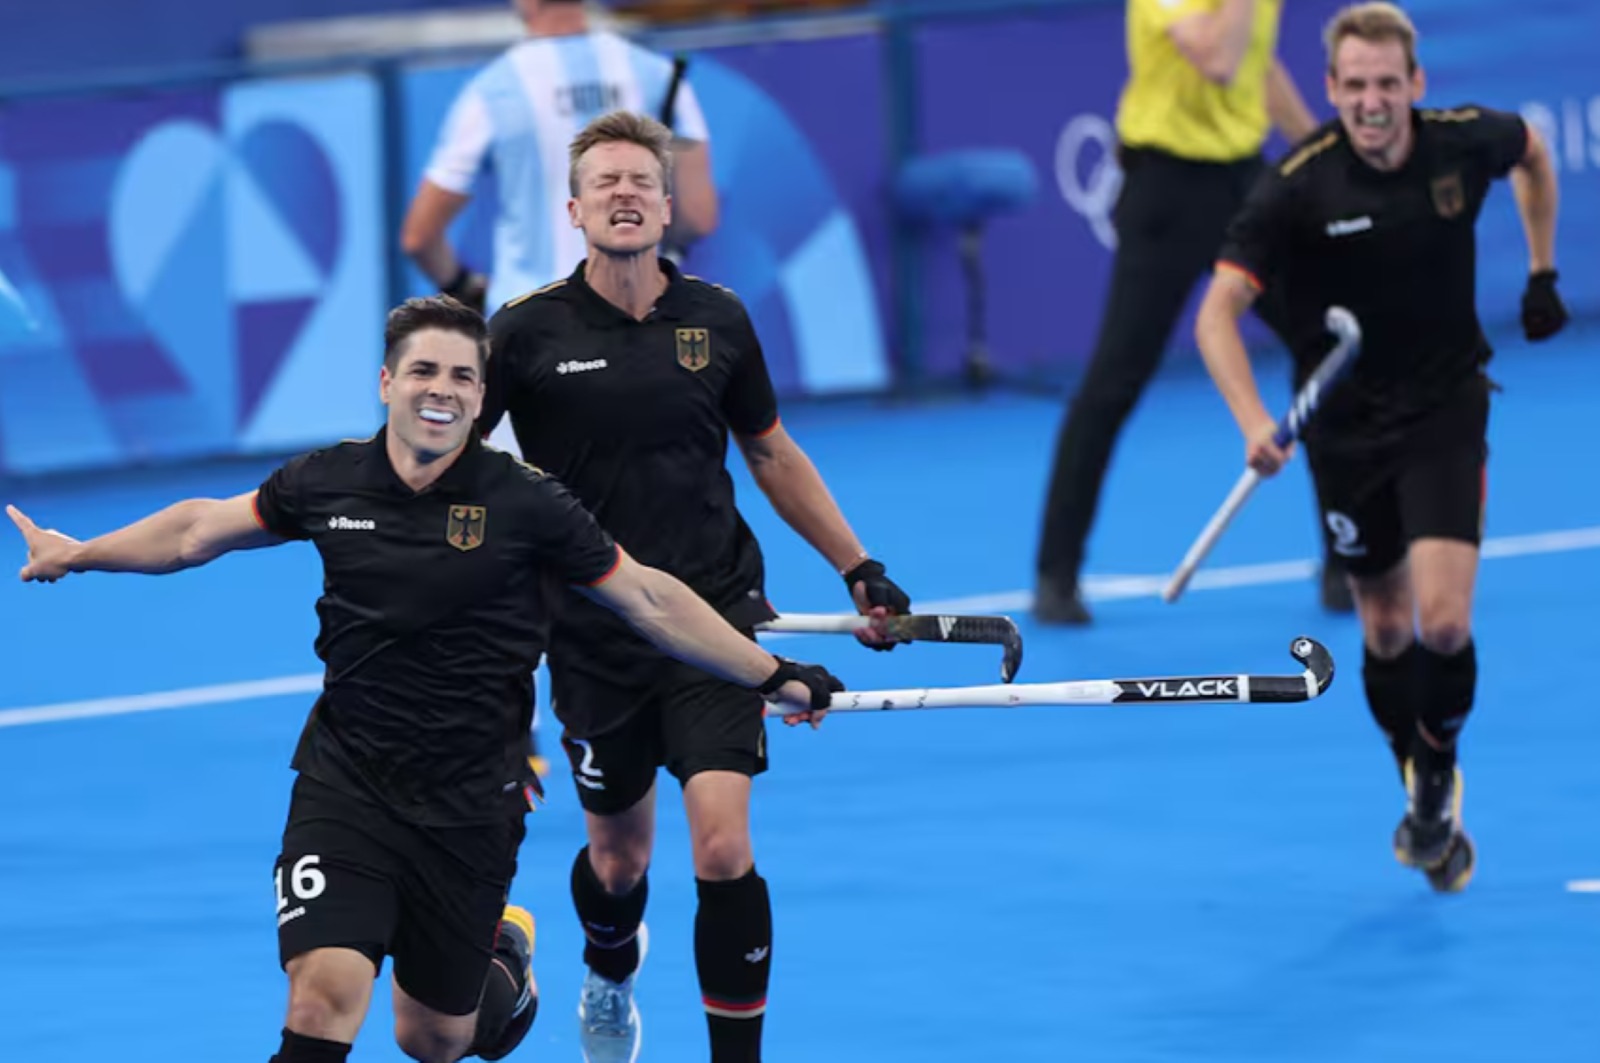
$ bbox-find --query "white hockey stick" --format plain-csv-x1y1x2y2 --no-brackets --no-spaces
769,637,1333,715
1162,306,1362,604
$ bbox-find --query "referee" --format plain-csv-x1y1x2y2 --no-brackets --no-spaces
6,295,842,1063
1035,0,1322,624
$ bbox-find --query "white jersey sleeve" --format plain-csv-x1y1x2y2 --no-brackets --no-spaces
424,83,493,195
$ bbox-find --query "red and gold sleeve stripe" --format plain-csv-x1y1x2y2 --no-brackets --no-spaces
580,544,624,587
1216,260,1264,292
249,491,271,532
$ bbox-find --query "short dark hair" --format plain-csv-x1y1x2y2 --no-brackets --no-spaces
383,295,489,373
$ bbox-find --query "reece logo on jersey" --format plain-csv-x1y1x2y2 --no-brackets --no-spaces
556,358,609,375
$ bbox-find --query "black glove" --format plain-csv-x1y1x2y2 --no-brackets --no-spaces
442,265,489,317
842,559,912,653
757,656,844,711
1522,269,1568,342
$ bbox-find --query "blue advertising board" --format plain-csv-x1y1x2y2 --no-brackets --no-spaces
0,73,386,476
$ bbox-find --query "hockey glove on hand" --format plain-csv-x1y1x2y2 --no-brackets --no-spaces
1521,269,1568,342
843,558,912,652
758,656,845,712
443,265,490,317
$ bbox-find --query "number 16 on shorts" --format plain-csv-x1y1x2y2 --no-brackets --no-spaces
276,854,327,927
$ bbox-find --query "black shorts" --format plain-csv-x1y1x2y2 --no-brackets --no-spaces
274,775,526,1015
1308,397,1488,579
553,660,769,817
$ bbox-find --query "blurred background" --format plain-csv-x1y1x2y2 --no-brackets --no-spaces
4,0,1595,477
2,1,1598,1061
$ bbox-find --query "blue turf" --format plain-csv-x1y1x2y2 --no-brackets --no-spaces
2,328,1597,1061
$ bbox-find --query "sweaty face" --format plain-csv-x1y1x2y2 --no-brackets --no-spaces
379,329,485,457
568,141,671,255
1327,37,1423,167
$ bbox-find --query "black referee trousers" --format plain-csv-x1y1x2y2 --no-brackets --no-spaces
1037,145,1265,588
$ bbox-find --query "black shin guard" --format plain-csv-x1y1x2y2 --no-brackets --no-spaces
471,937,539,1060
1363,643,1421,776
696,869,772,1063
1414,641,1477,769
271,1029,351,1063
571,846,647,984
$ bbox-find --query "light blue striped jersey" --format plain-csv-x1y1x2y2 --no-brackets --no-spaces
425,30,710,313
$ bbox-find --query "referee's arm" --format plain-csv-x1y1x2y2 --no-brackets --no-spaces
1266,57,1318,143
1167,0,1259,84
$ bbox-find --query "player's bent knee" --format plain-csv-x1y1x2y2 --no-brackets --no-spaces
1418,615,1472,656
394,1015,475,1063
1356,605,1413,657
586,841,651,893
285,950,377,1042
1415,590,1473,655
690,828,753,881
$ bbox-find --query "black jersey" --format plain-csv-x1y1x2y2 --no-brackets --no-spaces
252,429,619,825
1218,105,1527,451
482,259,780,698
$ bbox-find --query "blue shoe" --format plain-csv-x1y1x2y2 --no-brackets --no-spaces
578,923,649,1063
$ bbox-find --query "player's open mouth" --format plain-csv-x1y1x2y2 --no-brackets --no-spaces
419,407,458,425
611,210,643,227
1357,112,1392,129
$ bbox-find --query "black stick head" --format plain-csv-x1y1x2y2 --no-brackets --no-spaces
1001,621,1023,683
1290,636,1335,696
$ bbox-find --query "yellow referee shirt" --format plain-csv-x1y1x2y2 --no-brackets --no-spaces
1115,0,1281,162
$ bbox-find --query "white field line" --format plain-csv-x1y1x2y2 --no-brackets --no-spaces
3,524,1597,730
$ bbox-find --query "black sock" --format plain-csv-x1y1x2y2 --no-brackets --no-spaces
696,869,772,1063
571,846,647,984
470,925,539,1061
1363,643,1421,776
1413,640,1477,772
271,1029,351,1063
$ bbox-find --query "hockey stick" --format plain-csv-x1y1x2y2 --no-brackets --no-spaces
659,54,688,129
757,613,1024,683
658,53,691,265
769,637,1332,715
1162,306,1363,603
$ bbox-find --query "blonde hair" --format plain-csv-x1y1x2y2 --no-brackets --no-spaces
568,110,674,195
1324,2,1419,75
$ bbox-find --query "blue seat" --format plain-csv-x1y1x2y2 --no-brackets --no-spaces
893,150,1039,388
894,149,1038,228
